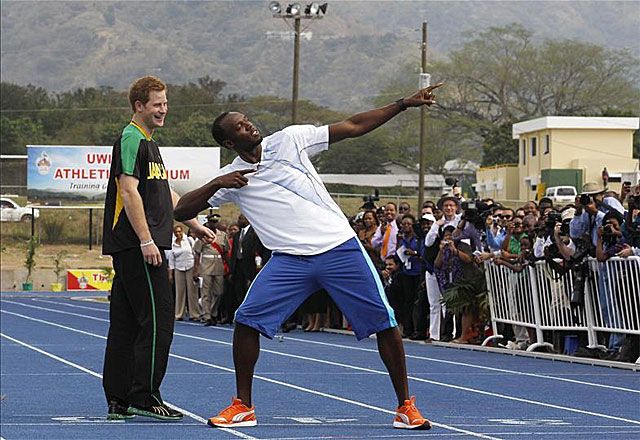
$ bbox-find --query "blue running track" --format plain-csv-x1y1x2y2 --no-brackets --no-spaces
1,292,639,439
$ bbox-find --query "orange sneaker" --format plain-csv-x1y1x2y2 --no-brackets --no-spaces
393,396,431,430
207,397,257,428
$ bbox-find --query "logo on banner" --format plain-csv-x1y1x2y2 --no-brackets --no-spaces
36,152,52,175
67,270,113,291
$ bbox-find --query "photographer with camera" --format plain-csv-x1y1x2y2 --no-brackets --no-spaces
424,195,461,341
454,201,486,254
569,182,606,249
551,208,578,260
533,210,558,259
595,209,630,357
619,188,640,255
596,210,627,262
434,225,476,344
572,182,630,355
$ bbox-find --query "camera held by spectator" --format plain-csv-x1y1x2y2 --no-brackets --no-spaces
361,188,380,210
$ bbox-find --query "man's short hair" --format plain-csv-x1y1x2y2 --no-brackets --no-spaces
539,197,554,208
129,76,166,112
211,112,230,146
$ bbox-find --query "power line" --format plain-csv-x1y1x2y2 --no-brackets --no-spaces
0,99,287,114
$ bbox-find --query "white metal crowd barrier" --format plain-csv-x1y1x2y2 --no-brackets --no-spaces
482,256,640,361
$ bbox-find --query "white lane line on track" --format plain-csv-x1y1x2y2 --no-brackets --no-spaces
3,302,640,427
24,298,640,394
0,309,499,440
0,331,257,440
4,309,640,433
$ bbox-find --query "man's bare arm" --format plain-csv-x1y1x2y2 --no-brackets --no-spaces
328,83,443,144
118,174,162,266
174,168,256,221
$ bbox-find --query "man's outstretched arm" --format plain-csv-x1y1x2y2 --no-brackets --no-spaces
174,168,255,221
328,83,443,144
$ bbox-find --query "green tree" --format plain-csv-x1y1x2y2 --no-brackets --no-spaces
433,24,640,165
0,117,48,154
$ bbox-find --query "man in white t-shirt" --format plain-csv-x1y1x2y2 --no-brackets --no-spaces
175,83,443,431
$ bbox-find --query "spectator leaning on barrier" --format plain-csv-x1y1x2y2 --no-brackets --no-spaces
620,189,640,254
485,206,507,252
495,215,538,350
550,208,577,262
572,182,628,353
595,209,628,355
500,216,526,260
596,210,627,262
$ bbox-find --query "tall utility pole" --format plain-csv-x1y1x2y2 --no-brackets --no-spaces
417,22,428,209
292,17,301,124
269,2,328,124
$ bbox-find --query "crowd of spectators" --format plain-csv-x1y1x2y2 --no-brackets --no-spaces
164,180,639,363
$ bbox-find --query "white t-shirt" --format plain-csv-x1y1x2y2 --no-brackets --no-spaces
208,125,355,255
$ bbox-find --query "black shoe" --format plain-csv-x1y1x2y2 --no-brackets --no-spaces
127,404,183,421
282,322,297,333
440,335,453,343
204,319,216,327
107,401,135,420
409,332,427,341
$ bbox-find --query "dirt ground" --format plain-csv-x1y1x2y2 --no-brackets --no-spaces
1,243,111,270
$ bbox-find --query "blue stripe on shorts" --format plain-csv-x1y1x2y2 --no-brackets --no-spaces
234,237,397,340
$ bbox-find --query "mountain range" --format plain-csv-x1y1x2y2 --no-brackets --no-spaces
1,0,639,111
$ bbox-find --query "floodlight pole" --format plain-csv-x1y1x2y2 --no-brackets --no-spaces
292,17,301,124
418,21,428,209
272,4,326,124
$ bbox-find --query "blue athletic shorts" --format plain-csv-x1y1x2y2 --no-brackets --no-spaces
234,237,397,340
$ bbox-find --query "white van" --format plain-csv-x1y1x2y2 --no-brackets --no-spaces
544,186,577,205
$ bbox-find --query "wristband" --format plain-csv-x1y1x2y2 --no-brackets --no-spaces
140,239,155,248
395,98,408,111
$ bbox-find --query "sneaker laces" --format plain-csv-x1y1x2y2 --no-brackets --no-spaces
216,399,248,420
399,396,417,411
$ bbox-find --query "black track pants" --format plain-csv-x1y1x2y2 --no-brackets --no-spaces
103,247,174,408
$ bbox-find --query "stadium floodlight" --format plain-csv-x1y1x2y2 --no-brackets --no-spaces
286,3,302,15
304,3,328,16
270,2,328,123
269,1,282,14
